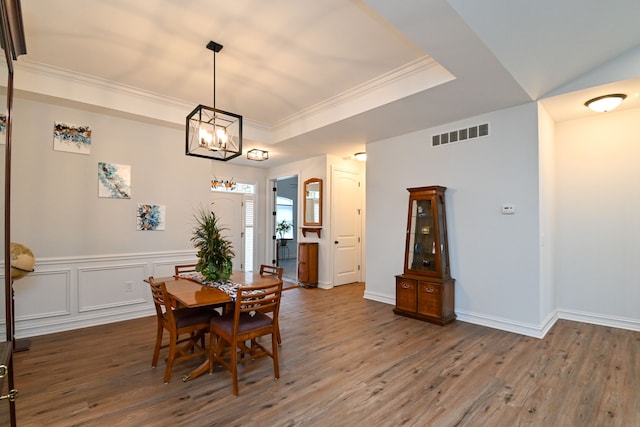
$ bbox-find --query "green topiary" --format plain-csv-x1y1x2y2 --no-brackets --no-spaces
191,205,235,282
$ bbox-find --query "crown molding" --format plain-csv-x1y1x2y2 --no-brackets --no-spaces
271,56,455,141
13,58,272,141
15,58,192,111
12,56,453,145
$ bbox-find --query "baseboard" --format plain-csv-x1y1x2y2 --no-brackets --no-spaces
362,290,640,338
557,308,640,332
363,289,394,305
15,307,155,338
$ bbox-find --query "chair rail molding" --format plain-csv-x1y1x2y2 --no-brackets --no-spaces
0,250,198,338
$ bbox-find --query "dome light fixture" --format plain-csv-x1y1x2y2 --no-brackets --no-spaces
584,93,626,113
353,152,367,161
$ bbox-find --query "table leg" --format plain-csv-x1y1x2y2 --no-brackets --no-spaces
182,358,210,382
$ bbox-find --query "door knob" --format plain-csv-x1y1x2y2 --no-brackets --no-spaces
334,241,339,244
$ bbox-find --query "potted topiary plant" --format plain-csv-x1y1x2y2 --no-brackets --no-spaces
191,206,235,282
276,219,293,246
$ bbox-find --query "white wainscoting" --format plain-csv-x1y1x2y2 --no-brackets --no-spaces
1,250,197,338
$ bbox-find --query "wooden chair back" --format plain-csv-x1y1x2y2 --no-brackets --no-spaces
175,264,197,276
210,279,283,395
147,276,211,383
259,264,283,280
148,276,175,323
234,281,283,328
258,264,285,344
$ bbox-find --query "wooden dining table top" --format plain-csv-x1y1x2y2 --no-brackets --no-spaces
150,271,282,308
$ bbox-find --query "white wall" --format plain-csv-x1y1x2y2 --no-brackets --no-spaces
1,95,268,338
362,100,640,337
268,154,364,288
11,96,268,257
555,107,640,328
537,105,557,332
365,102,544,335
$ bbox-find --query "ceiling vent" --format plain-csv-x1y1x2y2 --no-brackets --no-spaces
432,123,489,147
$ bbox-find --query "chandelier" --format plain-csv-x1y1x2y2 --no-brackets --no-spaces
186,41,243,161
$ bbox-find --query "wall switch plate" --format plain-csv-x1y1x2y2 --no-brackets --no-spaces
501,204,515,214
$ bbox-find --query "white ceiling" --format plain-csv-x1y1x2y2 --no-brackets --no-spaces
15,0,640,167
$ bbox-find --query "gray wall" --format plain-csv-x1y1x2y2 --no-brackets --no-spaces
10,96,268,258
365,103,544,335
1,94,270,337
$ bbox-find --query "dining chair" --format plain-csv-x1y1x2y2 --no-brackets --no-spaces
259,264,284,344
259,264,283,279
209,280,283,395
148,276,215,383
174,263,197,276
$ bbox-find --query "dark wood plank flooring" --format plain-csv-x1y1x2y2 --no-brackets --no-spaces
13,283,640,426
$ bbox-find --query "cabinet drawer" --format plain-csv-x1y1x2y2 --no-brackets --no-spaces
396,277,417,312
417,282,442,317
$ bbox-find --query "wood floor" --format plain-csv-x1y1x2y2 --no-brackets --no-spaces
13,283,640,427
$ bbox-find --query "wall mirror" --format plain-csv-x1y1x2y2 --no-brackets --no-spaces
303,178,322,226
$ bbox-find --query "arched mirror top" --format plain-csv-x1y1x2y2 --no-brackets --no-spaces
303,178,322,226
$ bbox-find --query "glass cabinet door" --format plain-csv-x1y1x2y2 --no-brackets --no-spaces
403,186,450,280
407,198,436,272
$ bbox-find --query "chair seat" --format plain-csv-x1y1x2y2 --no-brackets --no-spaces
211,312,273,335
165,307,215,329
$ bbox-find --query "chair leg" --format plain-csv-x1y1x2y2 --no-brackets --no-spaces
152,322,164,367
232,342,239,396
272,332,280,379
164,333,177,383
276,326,282,345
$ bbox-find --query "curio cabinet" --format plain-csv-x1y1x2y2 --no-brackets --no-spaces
394,186,455,325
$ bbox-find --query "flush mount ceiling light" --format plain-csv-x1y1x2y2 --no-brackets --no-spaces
247,148,269,161
186,41,242,161
353,152,367,161
584,93,627,113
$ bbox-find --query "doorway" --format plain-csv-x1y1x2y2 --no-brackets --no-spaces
211,183,255,272
273,176,298,281
332,167,362,286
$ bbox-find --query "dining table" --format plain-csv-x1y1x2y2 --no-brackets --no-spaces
152,271,282,382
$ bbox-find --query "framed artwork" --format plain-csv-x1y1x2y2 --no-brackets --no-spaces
53,121,91,154
137,204,165,231
98,162,131,198
0,113,6,138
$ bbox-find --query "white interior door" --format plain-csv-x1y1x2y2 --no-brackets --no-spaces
211,192,244,271
332,167,361,286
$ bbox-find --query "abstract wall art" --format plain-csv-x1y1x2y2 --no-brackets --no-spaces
0,113,6,137
98,162,131,198
136,204,166,231
53,121,92,154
